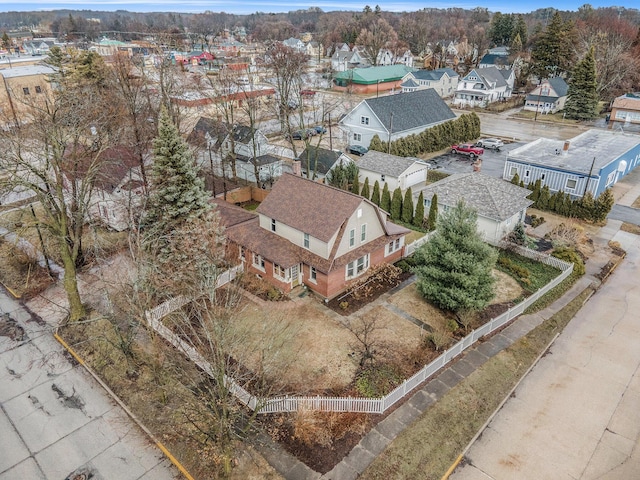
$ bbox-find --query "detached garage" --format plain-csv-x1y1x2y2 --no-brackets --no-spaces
355,150,430,193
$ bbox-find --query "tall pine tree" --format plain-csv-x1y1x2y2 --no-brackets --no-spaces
414,191,425,228
381,183,391,212
144,108,211,244
371,180,381,206
402,188,414,224
390,187,403,221
427,193,438,231
564,47,599,120
361,177,370,200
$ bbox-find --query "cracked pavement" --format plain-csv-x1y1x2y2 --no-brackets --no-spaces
0,289,179,480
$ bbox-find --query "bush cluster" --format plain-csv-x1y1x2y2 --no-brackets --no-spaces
369,113,481,157
552,247,586,276
497,256,531,283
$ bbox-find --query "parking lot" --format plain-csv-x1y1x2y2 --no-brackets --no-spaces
427,141,526,179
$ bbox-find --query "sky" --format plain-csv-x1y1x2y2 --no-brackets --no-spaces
0,0,632,15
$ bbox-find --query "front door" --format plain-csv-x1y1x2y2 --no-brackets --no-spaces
291,264,300,287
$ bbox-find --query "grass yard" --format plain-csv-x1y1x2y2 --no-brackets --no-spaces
496,249,562,293
359,286,595,480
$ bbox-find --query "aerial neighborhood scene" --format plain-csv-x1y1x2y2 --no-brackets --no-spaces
2,2,640,479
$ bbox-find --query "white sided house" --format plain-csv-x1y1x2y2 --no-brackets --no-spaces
339,88,455,149
356,151,430,192
400,68,459,98
453,67,513,108
414,173,533,244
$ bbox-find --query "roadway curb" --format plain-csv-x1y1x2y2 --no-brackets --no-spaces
53,332,195,480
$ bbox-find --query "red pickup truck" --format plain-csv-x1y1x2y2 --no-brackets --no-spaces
451,143,484,158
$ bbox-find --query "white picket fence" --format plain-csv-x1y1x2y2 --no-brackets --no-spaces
403,231,434,257
145,253,573,414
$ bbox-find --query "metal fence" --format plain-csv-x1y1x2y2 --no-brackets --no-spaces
145,250,573,414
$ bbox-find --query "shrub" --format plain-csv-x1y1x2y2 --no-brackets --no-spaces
339,301,349,310
355,364,403,397
552,247,586,276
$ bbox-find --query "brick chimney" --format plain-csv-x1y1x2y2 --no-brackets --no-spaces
562,140,570,155
292,160,302,176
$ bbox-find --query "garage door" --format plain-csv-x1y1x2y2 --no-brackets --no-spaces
404,168,427,188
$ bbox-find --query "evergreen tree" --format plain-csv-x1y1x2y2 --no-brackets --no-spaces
144,108,211,244
427,193,438,231
381,183,391,212
390,187,403,221
593,188,614,223
564,47,599,120
371,180,381,206
530,179,542,202
351,173,360,195
413,200,498,313
530,12,577,79
361,177,370,199
369,134,385,152
513,14,528,46
402,188,414,224
536,185,551,210
577,191,595,220
510,172,521,185
414,191,425,228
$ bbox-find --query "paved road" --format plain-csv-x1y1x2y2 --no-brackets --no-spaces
473,110,589,142
0,289,179,480
608,204,640,226
452,230,640,480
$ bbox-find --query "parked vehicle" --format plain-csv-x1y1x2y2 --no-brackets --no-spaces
451,143,484,158
347,145,368,156
314,125,327,134
286,130,309,140
475,138,504,150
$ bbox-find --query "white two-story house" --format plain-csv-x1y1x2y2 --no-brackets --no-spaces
453,66,514,108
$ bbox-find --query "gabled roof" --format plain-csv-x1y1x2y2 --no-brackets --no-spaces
357,151,426,178
237,154,280,166
418,173,533,221
187,117,228,150
548,77,569,97
230,124,260,144
360,89,456,133
401,78,419,88
612,92,640,110
256,173,365,243
410,68,459,82
333,65,414,84
297,146,346,175
479,53,511,67
464,67,507,89
211,198,257,229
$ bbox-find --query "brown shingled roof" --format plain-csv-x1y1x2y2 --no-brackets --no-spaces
256,173,364,243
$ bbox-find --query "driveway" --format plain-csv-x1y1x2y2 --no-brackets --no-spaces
451,230,640,480
427,142,524,179
608,204,640,226
0,289,179,480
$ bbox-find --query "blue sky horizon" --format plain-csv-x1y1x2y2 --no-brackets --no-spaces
0,1,633,15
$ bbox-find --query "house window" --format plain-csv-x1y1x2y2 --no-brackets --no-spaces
387,239,401,255
509,166,518,176
310,266,317,283
541,173,546,180
566,178,577,190
303,233,310,249
240,246,245,260
23,87,30,95
252,253,265,271
606,171,615,186
361,224,367,242
35,85,42,93
357,208,362,218
349,228,355,247
271,218,276,232
274,264,289,281
524,170,530,179
346,254,370,279
353,133,362,141
360,116,370,125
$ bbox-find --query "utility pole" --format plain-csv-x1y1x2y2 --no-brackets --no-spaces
388,112,393,154
583,156,596,198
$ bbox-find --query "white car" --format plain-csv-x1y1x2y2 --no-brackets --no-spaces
476,138,504,150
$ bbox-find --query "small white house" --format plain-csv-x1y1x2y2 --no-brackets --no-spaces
356,151,429,193
415,173,533,244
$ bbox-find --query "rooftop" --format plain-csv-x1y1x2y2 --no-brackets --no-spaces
0,64,56,78
356,151,427,178
508,129,640,175
416,173,533,221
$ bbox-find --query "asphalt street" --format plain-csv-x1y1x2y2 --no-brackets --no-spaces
451,230,640,480
0,289,179,480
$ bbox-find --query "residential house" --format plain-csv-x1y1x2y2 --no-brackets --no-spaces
478,53,512,70
297,146,352,181
223,124,271,160
400,68,459,98
66,146,146,231
504,129,640,198
332,64,414,94
524,77,569,114
394,49,415,68
0,64,55,125
453,66,513,108
415,173,533,244
356,151,430,192
21,40,54,56
305,41,324,59
339,88,456,148
222,173,409,299
331,49,367,72
282,37,306,52
236,154,288,186
608,93,640,128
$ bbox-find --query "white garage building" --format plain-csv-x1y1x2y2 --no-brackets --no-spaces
355,150,430,193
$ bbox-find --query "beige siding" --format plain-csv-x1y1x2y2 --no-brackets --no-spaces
258,213,330,258
334,201,385,258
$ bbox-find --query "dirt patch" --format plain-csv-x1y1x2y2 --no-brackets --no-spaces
0,239,54,299
0,313,26,341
